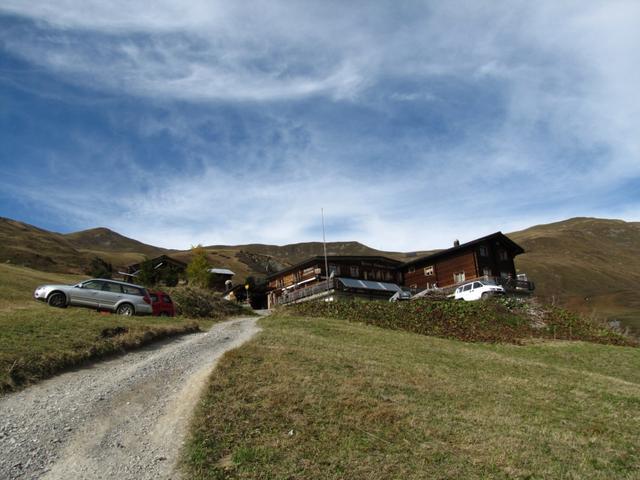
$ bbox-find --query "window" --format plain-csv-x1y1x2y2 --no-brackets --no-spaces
482,267,492,277
122,285,144,296
162,295,172,303
82,280,103,290
479,246,488,257
472,282,482,289
350,266,359,277
424,265,434,276
328,264,340,276
499,249,509,261
463,283,472,291
102,282,122,293
453,272,466,283
150,293,159,302
408,266,415,273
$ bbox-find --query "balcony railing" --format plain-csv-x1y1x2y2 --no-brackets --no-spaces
276,279,334,305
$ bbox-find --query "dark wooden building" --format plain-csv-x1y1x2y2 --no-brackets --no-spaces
400,232,525,291
208,268,235,291
123,255,187,283
266,255,402,308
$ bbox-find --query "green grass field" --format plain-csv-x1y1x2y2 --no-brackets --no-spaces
0,264,215,393
183,315,640,480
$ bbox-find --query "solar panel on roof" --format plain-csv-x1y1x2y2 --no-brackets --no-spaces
337,278,402,292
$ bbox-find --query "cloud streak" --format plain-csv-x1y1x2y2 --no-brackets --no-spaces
1,1,639,250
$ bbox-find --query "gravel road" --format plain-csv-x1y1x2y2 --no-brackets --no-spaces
0,316,260,480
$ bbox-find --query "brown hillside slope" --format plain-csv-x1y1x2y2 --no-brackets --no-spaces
64,227,166,269
0,217,88,272
510,217,640,330
64,227,165,256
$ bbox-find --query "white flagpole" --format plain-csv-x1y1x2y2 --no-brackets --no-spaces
321,208,330,294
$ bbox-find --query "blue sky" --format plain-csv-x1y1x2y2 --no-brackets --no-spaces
1,1,639,251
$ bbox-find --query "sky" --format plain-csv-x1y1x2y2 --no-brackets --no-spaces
0,1,639,251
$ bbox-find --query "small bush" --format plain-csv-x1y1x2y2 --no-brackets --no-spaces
284,298,636,346
169,286,247,319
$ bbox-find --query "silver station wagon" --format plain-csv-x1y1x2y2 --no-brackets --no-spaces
34,279,153,316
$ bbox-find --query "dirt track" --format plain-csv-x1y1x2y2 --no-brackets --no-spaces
0,316,260,479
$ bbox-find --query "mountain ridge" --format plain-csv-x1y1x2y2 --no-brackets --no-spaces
1,215,638,330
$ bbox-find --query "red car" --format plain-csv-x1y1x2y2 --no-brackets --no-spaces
148,291,175,317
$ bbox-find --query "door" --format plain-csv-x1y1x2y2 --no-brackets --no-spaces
69,280,103,307
471,282,484,300
97,281,124,310
461,283,473,300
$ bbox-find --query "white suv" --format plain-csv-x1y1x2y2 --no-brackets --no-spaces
453,280,505,301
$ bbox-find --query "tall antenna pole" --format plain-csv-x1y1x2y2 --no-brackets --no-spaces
321,208,330,294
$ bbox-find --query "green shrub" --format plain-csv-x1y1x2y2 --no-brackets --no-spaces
285,298,636,346
169,286,246,319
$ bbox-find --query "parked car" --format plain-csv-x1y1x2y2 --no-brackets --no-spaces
389,290,412,302
33,278,153,316
453,280,505,301
148,290,175,317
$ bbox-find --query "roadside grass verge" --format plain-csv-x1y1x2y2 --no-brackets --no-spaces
183,315,640,479
0,305,206,393
0,263,84,311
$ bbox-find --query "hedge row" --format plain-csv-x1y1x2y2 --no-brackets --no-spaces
285,298,636,346
167,286,248,319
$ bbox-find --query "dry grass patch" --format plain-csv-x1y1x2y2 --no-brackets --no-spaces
183,315,640,479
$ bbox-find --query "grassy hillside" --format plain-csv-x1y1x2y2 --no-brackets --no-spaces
511,217,640,331
183,315,640,479
0,218,164,273
0,217,89,272
0,264,224,393
64,226,167,271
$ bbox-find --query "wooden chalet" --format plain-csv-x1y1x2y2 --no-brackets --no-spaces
123,255,187,282
266,255,403,308
400,232,528,291
208,268,235,291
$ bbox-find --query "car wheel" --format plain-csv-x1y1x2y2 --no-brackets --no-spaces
47,292,67,308
116,303,135,316
481,292,491,300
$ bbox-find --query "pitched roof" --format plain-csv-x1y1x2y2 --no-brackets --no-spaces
126,254,187,270
266,255,402,280
209,268,235,276
401,232,524,269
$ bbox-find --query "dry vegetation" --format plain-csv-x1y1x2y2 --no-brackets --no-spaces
285,297,636,346
183,314,640,479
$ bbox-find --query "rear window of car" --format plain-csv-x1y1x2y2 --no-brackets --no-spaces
102,282,123,293
121,285,144,296
162,295,172,304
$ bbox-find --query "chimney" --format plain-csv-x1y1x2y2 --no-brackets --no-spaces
453,239,460,247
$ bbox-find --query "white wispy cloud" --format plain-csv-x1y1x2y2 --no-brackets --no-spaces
1,1,638,250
